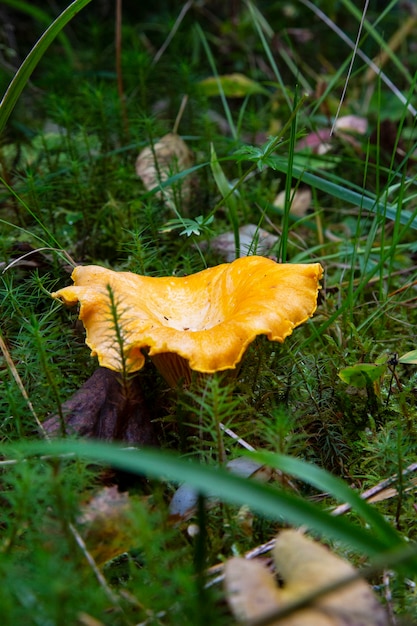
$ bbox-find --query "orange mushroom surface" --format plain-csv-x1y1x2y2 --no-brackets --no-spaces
52,256,323,386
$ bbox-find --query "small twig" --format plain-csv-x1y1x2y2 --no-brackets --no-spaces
300,0,417,117
0,331,49,440
332,461,417,516
219,422,256,452
0,453,76,467
0,459,20,467
389,279,417,297
2,247,77,273
69,522,121,607
152,0,194,66
172,94,189,135
331,0,370,135
115,0,129,138
207,462,417,586
383,570,397,626
324,264,417,292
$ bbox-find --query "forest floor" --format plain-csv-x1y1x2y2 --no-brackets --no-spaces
1,2,417,624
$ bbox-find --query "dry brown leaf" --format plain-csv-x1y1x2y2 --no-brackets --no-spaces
274,530,388,625
225,557,283,623
334,115,368,135
296,129,333,155
273,188,312,218
135,132,194,210
296,116,367,155
224,529,388,626
78,486,139,565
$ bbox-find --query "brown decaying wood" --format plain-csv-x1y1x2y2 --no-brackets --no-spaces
43,367,156,445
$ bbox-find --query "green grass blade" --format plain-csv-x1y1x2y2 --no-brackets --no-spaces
0,0,74,63
340,0,414,85
1,177,63,248
8,438,417,572
270,156,417,229
251,452,404,548
0,0,93,137
195,23,237,139
246,0,292,110
300,200,417,350
210,144,240,257
277,93,299,262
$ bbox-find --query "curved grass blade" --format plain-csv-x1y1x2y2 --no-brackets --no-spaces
251,451,404,548
7,438,416,574
1,0,74,62
270,156,417,230
0,0,93,137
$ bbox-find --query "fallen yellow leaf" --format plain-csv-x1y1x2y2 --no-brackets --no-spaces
224,529,388,625
273,187,312,218
198,73,268,98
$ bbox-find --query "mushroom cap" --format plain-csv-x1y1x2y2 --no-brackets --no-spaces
52,256,323,375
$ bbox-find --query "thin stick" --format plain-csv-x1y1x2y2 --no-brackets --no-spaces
300,0,417,117
69,523,121,606
207,461,417,585
332,461,417,516
219,422,256,452
0,453,76,467
115,0,129,138
331,0,370,135
383,570,397,626
0,331,49,440
152,0,193,66
172,94,189,135
2,247,77,273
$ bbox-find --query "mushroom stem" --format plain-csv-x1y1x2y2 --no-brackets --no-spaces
150,352,194,387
